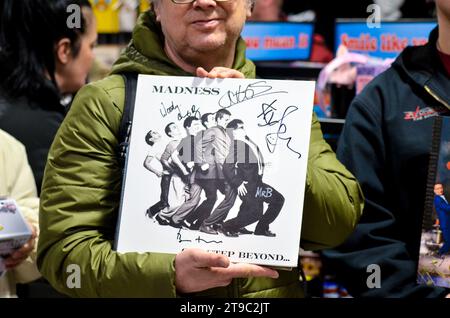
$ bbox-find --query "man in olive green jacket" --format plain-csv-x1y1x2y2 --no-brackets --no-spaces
38,2,363,298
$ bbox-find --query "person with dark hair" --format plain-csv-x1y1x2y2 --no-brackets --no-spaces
158,116,203,227
221,120,283,237
215,109,232,123
143,130,171,217
164,122,176,138
0,130,39,298
0,0,97,192
182,116,199,130
191,108,238,234
161,123,187,175
322,0,450,298
145,130,158,146
177,117,202,170
201,112,216,129
433,183,450,256
39,0,363,297
151,122,189,222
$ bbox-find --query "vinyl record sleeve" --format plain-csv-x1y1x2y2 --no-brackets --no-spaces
115,75,315,268
417,115,450,288
0,198,32,275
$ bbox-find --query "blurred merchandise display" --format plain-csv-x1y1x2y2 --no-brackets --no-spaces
317,46,393,118
300,250,322,281
323,275,340,298
119,0,139,33
139,0,151,13
90,0,149,34
90,0,121,33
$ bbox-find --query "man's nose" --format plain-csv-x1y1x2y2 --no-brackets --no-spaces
192,0,218,9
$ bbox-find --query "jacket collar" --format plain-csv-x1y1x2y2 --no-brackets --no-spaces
393,27,450,111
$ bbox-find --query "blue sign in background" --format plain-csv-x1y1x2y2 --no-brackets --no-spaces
242,22,314,61
335,20,436,59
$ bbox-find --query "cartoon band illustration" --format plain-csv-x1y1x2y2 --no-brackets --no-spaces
143,109,283,238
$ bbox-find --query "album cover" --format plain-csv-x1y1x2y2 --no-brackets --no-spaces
418,115,450,288
115,75,315,267
0,199,32,275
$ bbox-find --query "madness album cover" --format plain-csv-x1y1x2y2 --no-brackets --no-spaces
115,75,315,267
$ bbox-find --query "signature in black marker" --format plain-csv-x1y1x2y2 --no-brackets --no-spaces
257,100,302,159
218,80,287,109
160,101,181,118
160,102,201,122
195,236,223,244
177,104,201,121
177,228,192,243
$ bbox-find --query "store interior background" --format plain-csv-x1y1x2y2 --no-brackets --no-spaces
19,0,438,298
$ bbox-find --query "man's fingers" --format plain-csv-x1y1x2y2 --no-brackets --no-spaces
196,67,209,77
8,238,35,261
18,239,34,254
210,67,245,79
29,224,37,240
4,255,27,268
188,249,230,268
208,70,218,78
196,67,245,79
5,260,22,269
217,263,279,280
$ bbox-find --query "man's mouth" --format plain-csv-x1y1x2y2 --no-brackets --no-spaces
192,19,222,29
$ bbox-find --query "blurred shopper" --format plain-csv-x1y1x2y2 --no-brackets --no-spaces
0,130,39,298
374,0,405,20
0,0,97,192
249,0,333,63
322,0,450,297
249,0,285,21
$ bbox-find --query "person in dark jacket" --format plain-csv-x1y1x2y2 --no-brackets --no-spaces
222,119,284,237
322,0,450,298
433,183,450,256
0,0,97,192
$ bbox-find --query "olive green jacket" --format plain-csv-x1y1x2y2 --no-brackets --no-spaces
37,11,363,297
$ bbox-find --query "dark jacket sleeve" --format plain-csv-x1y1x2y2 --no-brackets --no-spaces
435,197,450,214
299,112,364,251
322,97,448,298
37,80,177,297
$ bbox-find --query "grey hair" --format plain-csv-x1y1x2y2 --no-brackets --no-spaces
152,0,256,9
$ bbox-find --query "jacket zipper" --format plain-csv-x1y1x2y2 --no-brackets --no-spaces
425,85,450,111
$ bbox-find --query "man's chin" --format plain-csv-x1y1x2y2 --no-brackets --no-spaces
189,38,227,52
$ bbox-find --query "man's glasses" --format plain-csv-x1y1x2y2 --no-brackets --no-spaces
171,0,230,4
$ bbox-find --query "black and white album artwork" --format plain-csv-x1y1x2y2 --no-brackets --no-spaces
115,75,315,267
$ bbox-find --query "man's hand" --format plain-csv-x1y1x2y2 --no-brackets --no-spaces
238,181,248,197
4,222,36,270
446,293,450,298
201,163,209,171
175,248,279,294
196,67,245,79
